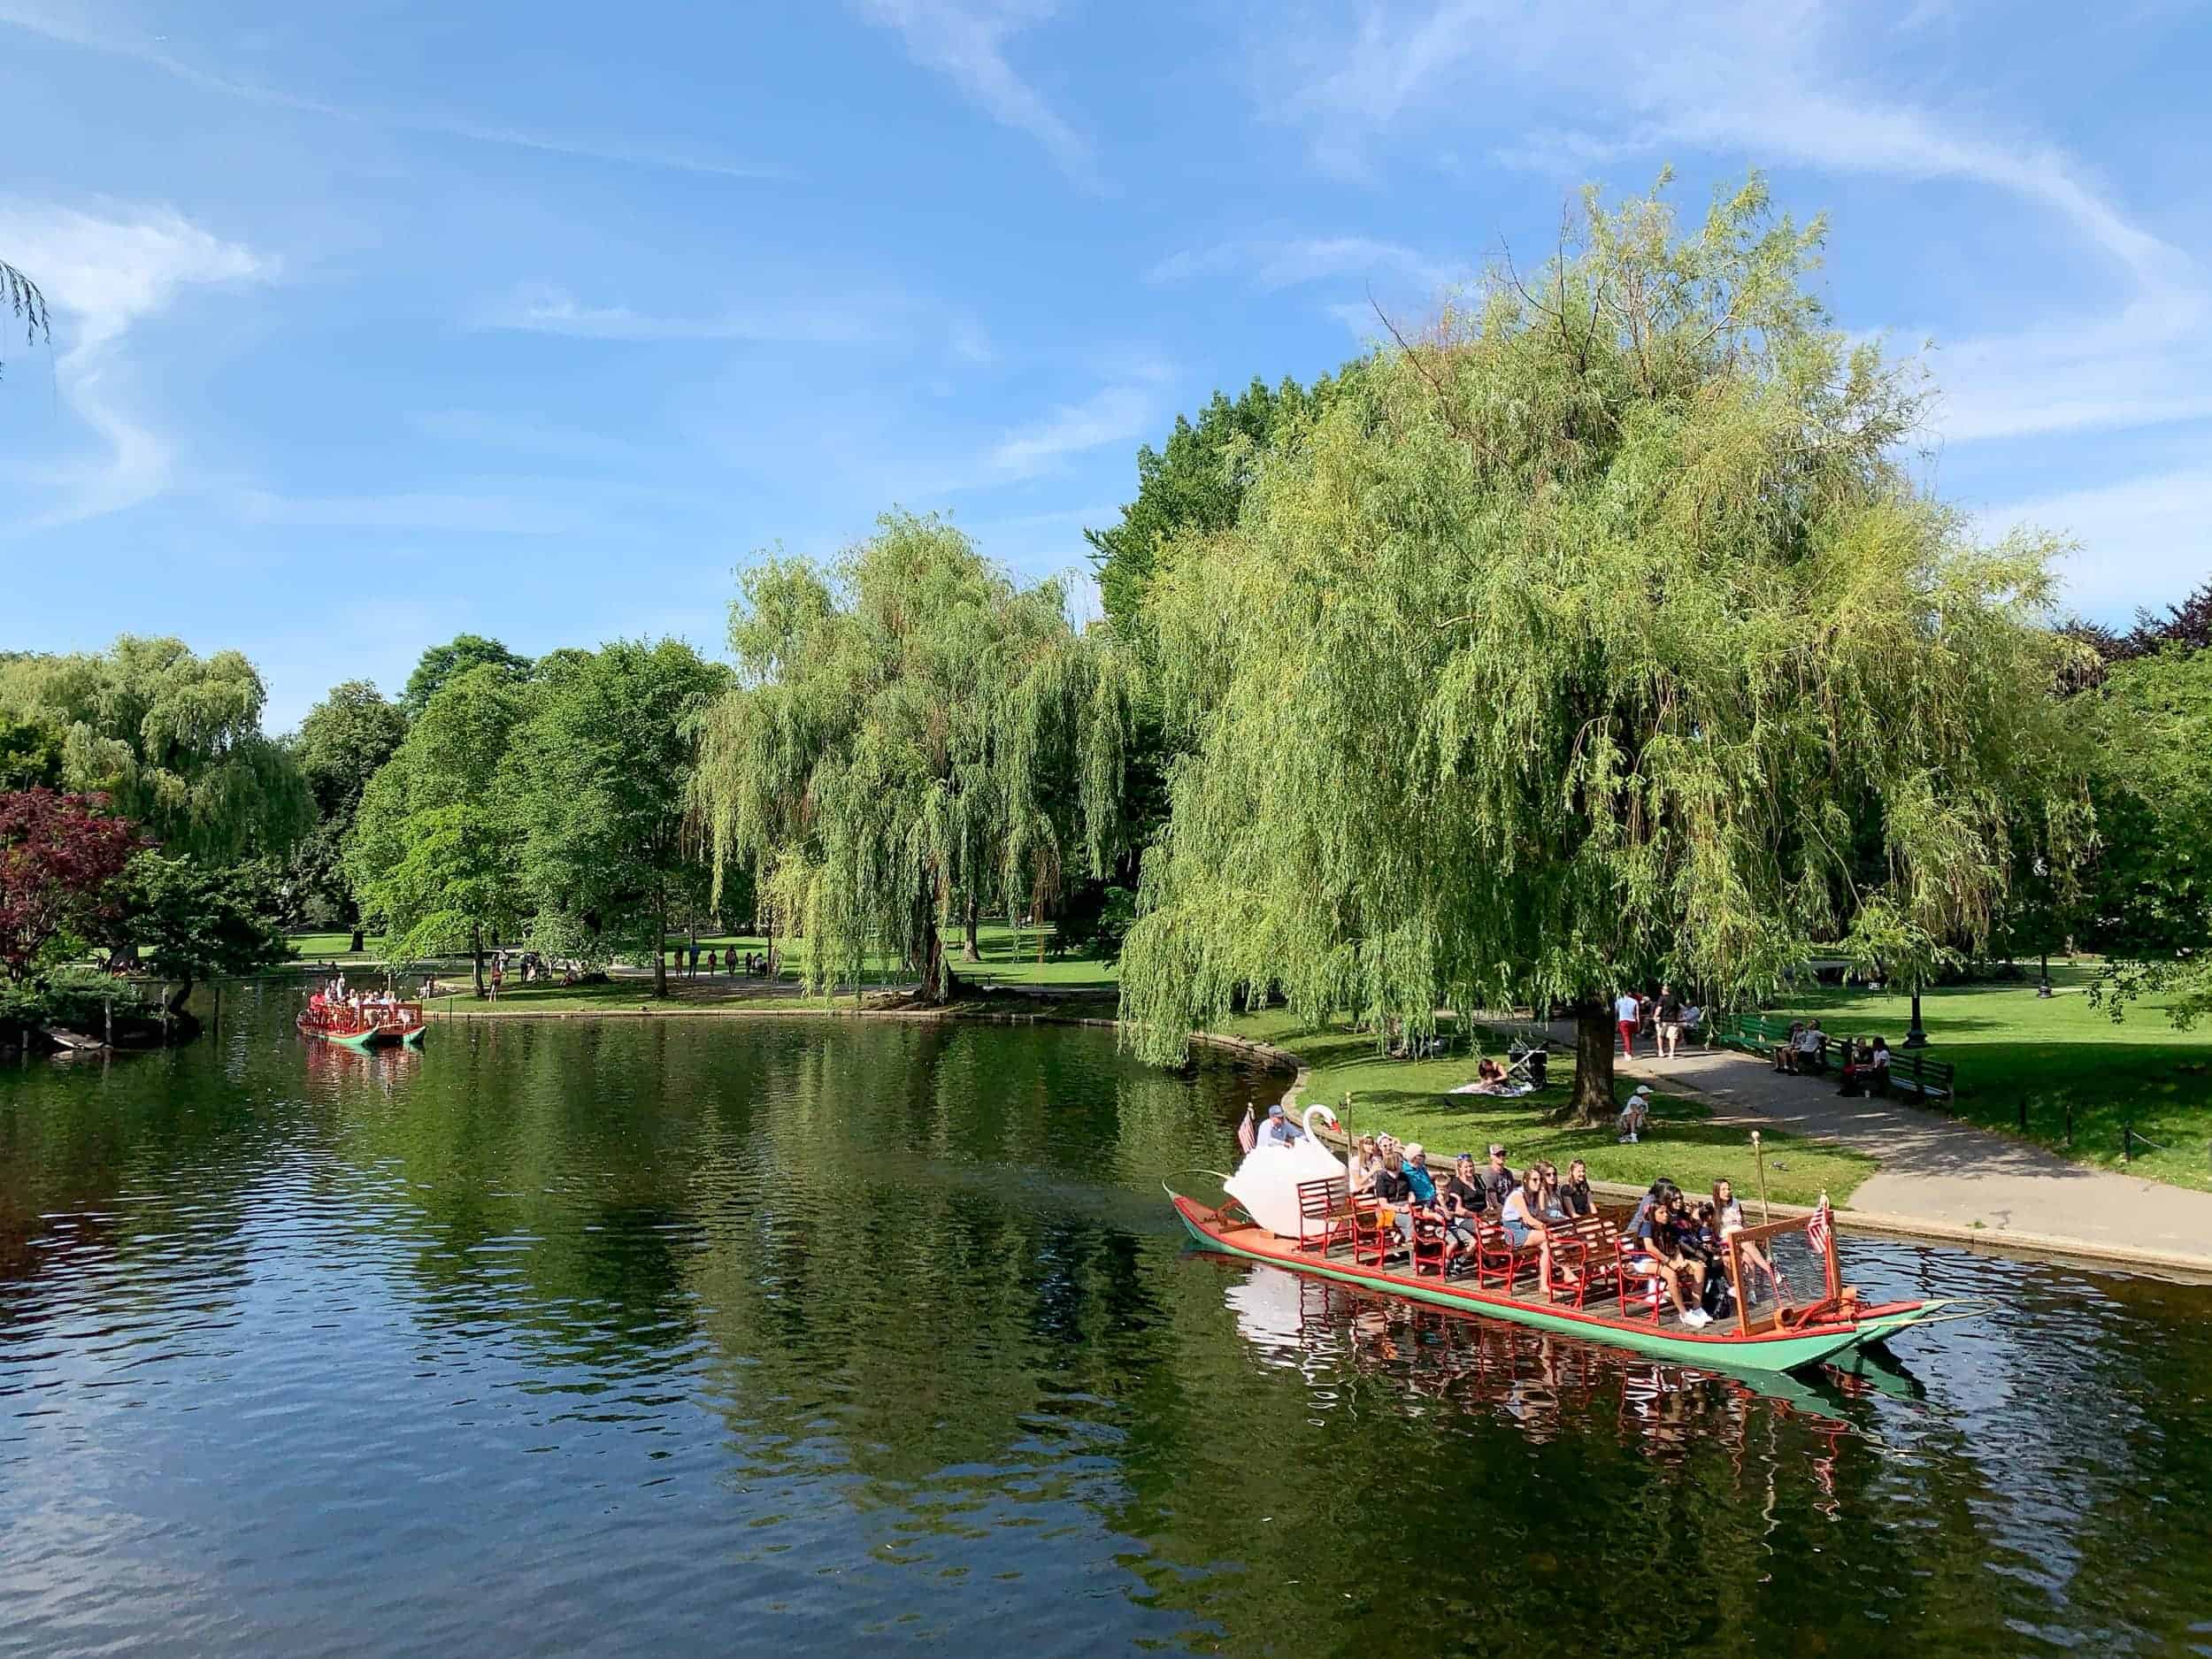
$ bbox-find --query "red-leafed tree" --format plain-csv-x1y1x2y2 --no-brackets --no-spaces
0,790,141,979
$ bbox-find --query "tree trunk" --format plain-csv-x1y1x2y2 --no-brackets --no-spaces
1568,1002,1617,1125
961,895,980,962
348,926,365,954
472,923,486,998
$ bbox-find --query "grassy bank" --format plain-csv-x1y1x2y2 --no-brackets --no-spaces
1783,962,2212,1193
1225,1009,1875,1207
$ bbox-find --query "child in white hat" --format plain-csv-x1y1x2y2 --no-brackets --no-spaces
1617,1086,1652,1143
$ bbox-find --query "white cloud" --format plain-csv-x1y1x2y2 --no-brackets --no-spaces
1148,234,1461,296
479,284,884,344
1985,466,2212,624
0,200,269,525
229,488,585,536
853,0,1099,188
0,4,787,181
1258,0,2209,448
988,382,1155,478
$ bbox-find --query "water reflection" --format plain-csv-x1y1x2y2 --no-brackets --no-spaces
1,983,2209,1659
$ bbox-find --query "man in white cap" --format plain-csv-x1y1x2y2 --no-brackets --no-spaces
1617,1086,1652,1143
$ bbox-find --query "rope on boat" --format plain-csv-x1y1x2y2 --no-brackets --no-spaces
1900,1297,2000,1329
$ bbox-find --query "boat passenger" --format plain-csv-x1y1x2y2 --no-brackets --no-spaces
1632,1194,1710,1326
1347,1134,1382,1196
1371,1146,1415,1248
1480,1143,1517,1210
1501,1169,1574,1291
1556,1158,1594,1218
1440,1154,1486,1266
1256,1102,1305,1148
1711,1178,1778,1301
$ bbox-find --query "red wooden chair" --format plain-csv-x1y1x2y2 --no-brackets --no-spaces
1616,1236,1670,1323
1475,1217,1533,1292
1294,1179,1356,1255
1410,1210,1449,1279
1352,1202,1397,1269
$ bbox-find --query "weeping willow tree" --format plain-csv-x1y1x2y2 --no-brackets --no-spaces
1117,175,2086,1118
690,511,1129,1002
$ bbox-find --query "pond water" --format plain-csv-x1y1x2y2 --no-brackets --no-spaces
3,984,2209,1658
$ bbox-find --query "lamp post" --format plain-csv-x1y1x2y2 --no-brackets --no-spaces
2038,950,2054,998
1903,987,1929,1049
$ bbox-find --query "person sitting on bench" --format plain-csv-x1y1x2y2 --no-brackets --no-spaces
1501,1168,1575,1290
1773,1020,1804,1073
1556,1158,1594,1217
1440,1153,1486,1269
1866,1036,1892,1096
1632,1194,1710,1326
1796,1020,1828,1071
1371,1142,1415,1250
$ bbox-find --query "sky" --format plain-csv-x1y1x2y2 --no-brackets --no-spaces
2,0,2208,732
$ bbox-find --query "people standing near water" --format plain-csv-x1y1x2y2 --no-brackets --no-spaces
488,960,503,1001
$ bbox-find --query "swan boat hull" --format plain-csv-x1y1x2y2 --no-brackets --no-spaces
1171,1193,1945,1375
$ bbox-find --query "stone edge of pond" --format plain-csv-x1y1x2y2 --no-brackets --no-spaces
413,999,2212,1278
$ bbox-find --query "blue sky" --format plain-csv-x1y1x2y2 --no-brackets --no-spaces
3,0,2208,730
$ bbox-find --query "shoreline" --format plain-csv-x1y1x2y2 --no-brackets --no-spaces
391,992,2212,1277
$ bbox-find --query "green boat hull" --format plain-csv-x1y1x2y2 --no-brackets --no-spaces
1172,1194,1938,1376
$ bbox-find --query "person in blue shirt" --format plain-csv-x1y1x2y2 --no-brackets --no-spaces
1401,1144,1439,1207
1256,1102,1305,1148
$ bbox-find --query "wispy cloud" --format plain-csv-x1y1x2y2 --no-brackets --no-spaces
479,284,886,345
1148,234,1462,296
0,200,270,526
853,0,1100,188
1983,465,2212,622
1258,0,2208,447
988,382,1156,479
0,3,787,181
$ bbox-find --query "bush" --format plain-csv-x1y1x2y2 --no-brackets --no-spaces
0,965,150,1033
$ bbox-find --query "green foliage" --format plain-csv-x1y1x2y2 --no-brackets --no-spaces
401,633,534,715
349,664,533,980
692,511,1131,1001
506,639,730,982
0,710,64,790
1085,372,1353,649
1117,177,2084,1095
105,851,292,1007
2081,646,2212,956
1,257,48,380
0,636,311,862
285,680,410,927
0,964,150,1033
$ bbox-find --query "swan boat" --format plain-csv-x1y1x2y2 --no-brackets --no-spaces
297,995,427,1050
1173,1105,1969,1376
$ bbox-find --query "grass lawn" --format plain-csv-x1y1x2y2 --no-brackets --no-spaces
1786,962,2212,1193
1224,1008,1876,1208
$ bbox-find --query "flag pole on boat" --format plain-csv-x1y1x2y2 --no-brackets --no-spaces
1751,1129,1770,1225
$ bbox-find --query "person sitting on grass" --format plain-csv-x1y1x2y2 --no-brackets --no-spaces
1617,1086,1652,1142
1632,1194,1710,1326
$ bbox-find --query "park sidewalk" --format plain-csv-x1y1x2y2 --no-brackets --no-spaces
1611,1039,2212,1276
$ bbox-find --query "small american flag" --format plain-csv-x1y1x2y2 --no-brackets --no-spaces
1236,1107,1256,1156
1807,1203,1831,1259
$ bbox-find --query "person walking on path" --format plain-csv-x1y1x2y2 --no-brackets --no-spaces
1614,989,1641,1060
1656,985,1685,1059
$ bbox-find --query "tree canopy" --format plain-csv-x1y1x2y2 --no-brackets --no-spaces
0,790,140,980
401,634,534,715
103,851,291,1012
285,680,411,930
0,637,310,863
692,511,1129,1001
349,664,532,993
1114,177,2083,1114
507,639,729,994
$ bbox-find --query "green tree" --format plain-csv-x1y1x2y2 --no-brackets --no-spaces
0,710,65,791
349,665,532,995
692,511,1129,1002
104,851,292,1015
507,639,730,996
0,636,311,863
401,633,534,715
1116,177,2083,1119
287,680,411,938
1086,373,1350,649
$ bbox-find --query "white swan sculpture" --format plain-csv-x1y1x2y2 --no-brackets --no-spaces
1224,1103,1348,1239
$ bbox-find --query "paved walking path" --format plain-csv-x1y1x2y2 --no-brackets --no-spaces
1606,1036,2212,1275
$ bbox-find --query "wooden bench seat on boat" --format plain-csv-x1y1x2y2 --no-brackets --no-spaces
1294,1179,1364,1255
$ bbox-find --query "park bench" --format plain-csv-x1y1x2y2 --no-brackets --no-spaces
1709,1011,1791,1056
1883,1051,1956,1104
1294,1178,1362,1255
